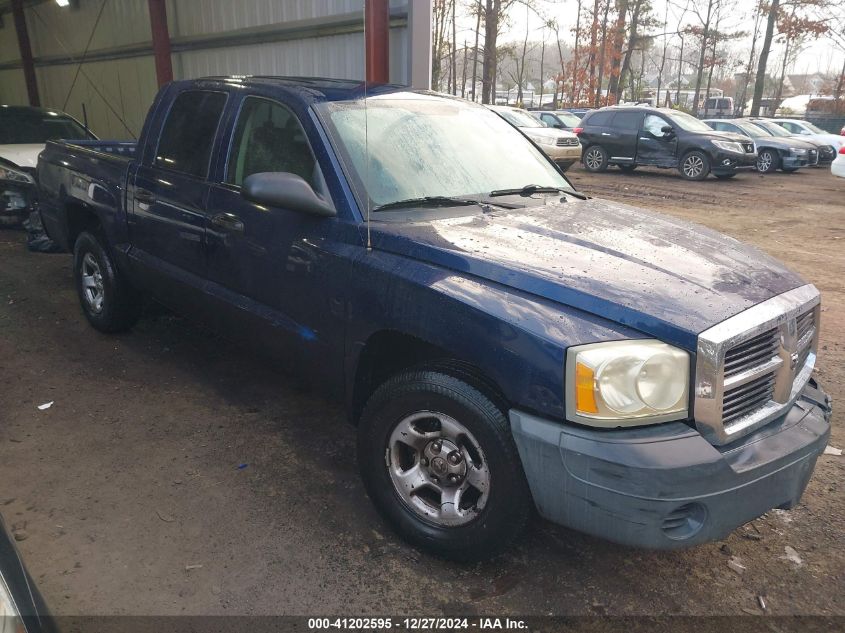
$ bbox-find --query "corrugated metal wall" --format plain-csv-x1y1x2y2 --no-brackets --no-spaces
0,0,411,139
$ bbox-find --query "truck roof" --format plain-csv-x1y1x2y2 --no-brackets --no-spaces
190,75,409,103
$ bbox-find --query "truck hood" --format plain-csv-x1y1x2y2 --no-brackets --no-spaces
371,198,804,350
0,144,44,169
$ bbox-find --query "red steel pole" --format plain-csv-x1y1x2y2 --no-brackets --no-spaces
365,0,389,83
11,0,40,107
148,0,173,86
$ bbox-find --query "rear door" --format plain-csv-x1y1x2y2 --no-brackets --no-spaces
130,90,227,283
604,111,642,164
636,113,678,166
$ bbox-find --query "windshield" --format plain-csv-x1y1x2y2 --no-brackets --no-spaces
665,111,714,132
495,108,545,128
555,111,582,127
753,121,792,137
0,109,92,144
316,93,570,210
732,121,769,138
803,122,825,134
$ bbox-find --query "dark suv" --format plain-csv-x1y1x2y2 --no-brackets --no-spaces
576,106,758,180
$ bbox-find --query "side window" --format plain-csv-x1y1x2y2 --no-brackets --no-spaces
541,113,557,126
586,111,612,126
611,111,643,131
643,114,667,136
783,122,799,133
155,91,227,178
226,97,317,189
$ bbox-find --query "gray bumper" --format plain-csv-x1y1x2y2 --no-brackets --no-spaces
510,380,831,549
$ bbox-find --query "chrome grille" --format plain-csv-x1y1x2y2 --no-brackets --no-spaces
723,329,779,378
556,137,580,146
694,285,820,445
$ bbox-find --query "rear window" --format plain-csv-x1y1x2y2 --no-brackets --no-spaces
610,111,643,131
155,90,227,178
583,111,612,126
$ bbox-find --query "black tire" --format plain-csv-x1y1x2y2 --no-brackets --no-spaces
756,149,780,174
357,369,531,561
582,145,609,172
715,173,736,179
73,231,142,333
619,164,637,172
679,150,710,180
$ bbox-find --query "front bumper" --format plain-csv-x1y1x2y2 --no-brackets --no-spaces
543,145,582,163
0,181,36,227
711,150,757,174
783,155,809,169
510,379,831,549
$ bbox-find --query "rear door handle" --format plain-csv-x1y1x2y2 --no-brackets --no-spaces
601,132,612,136
135,189,156,205
211,212,244,233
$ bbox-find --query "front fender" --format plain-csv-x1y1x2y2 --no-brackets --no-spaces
345,249,646,421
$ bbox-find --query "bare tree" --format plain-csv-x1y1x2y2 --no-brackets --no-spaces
750,0,780,115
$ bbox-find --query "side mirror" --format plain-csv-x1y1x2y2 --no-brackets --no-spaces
242,172,335,217
554,123,564,129
800,130,811,135
661,125,674,135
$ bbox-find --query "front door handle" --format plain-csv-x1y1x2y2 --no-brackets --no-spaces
601,132,612,136
211,212,244,233
135,189,156,205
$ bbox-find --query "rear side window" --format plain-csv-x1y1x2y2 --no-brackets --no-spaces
584,111,612,126
611,111,643,131
155,90,227,178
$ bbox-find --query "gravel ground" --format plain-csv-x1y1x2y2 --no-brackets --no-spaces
0,164,843,621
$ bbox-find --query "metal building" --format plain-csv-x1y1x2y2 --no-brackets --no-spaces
0,0,431,138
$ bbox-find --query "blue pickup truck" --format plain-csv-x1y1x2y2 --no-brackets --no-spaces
37,77,831,560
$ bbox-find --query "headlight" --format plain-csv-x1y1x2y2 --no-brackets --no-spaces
565,340,690,427
0,572,26,633
0,166,34,185
528,135,554,147
790,147,808,155
712,140,744,153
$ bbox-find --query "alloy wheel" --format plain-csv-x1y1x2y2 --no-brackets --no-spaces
683,154,705,178
585,148,604,170
387,411,491,527
81,253,105,314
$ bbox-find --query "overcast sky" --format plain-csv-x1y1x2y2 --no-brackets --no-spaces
453,0,844,79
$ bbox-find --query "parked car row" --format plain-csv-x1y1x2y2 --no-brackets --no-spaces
487,105,581,171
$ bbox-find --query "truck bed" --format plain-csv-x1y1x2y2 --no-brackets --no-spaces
37,139,138,252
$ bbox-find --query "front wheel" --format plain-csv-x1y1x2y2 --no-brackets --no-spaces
357,369,531,561
679,151,710,180
582,145,609,172
756,149,780,173
73,231,142,333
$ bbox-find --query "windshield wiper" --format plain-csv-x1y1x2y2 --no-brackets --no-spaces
489,184,587,200
372,196,482,212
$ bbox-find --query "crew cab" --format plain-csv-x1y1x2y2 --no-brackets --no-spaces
577,106,758,180
37,77,831,560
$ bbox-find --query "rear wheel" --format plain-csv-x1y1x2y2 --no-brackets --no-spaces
756,149,780,173
679,151,710,180
357,369,531,561
73,231,142,333
583,145,609,172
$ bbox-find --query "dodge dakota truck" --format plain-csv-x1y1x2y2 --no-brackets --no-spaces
37,77,831,560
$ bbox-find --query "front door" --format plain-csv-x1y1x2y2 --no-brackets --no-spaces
636,113,678,167
204,96,343,379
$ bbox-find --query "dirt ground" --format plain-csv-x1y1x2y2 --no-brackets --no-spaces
1,165,843,620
